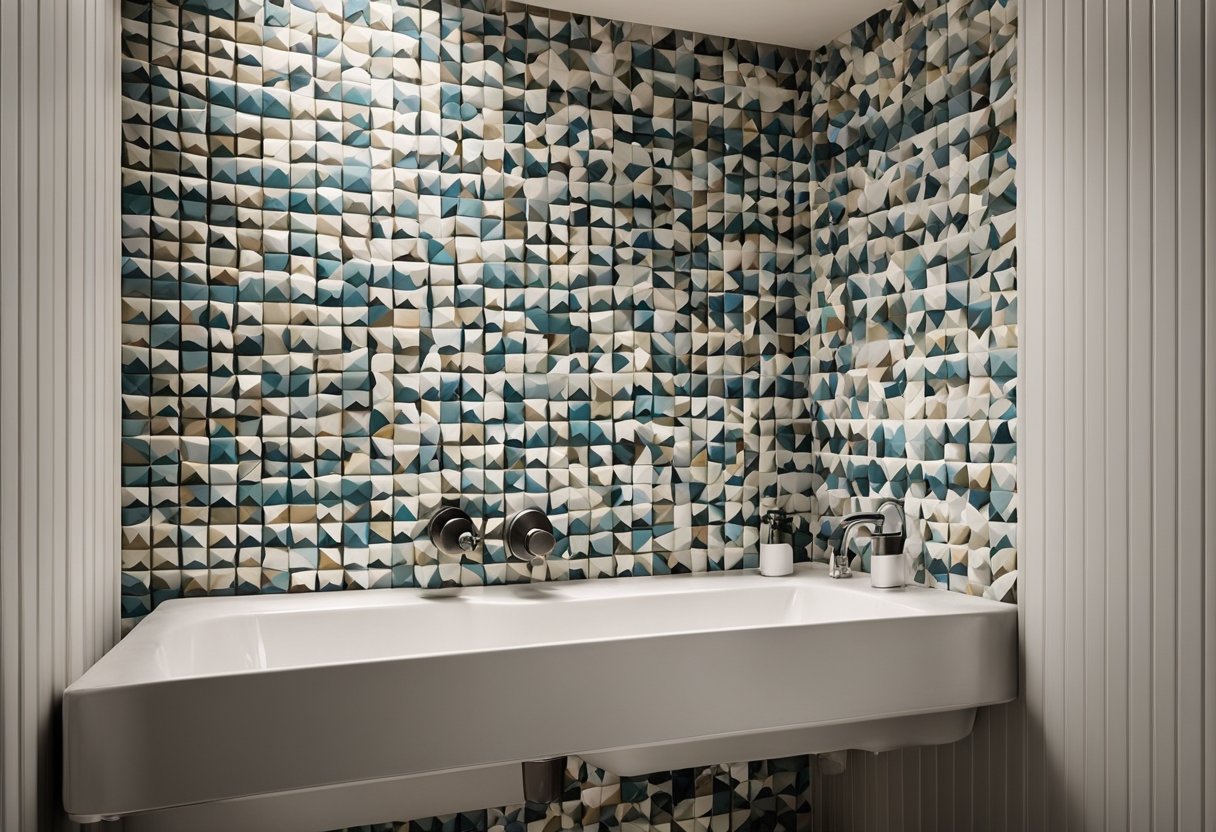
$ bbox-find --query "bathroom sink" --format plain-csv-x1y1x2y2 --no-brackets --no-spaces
63,563,1017,830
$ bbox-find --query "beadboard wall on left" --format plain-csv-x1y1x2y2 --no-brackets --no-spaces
0,1,122,830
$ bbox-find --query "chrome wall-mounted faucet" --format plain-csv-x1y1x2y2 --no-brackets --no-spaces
429,505,559,581
831,500,906,579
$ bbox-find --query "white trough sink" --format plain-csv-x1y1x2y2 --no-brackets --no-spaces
64,563,1017,831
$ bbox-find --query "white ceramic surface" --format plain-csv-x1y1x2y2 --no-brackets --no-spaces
64,563,1017,828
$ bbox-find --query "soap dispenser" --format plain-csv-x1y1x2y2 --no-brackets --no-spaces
869,499,906,589
760,509,795,577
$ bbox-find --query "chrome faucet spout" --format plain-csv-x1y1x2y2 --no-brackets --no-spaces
875,499,905,535
831,512,885,579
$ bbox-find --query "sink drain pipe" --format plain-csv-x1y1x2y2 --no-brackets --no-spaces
522,757,566,803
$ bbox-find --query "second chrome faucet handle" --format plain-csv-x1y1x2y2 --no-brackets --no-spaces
505,508,557,580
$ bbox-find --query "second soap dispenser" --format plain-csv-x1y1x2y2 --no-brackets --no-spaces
868,499,907,589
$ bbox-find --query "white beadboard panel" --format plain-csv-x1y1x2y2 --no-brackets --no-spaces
0,1,121,830
1207,3,1216,826
814,0,1214,828
1207,5,1216,829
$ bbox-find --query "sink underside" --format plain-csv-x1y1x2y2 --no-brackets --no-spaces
582,708,979,775
64,564,1018,829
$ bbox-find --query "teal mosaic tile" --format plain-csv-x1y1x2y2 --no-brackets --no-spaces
120,0,1017,614
120,0,817,626
117,0,1016,824
806,0,1018,601
338,755,813,832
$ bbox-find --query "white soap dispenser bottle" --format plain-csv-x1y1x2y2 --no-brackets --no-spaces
868,499,906,589
759,509,794,577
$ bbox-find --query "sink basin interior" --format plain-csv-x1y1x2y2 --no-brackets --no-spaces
149,576,933,679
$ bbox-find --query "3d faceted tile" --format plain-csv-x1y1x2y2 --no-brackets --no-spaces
120,0,842,621
808,0,1016,601
119,28,1015,830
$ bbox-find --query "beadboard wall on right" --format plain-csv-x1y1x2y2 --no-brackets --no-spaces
815,0,1216,828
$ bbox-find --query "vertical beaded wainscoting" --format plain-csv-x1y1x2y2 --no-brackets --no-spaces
119,0,816,828
0,2,122,830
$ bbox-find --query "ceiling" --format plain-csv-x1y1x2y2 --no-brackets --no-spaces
522,0,895,51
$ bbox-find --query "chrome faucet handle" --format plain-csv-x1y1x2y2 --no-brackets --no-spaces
832,512,885,579
428,506,481,558
505,508,557,574
523,527,556,558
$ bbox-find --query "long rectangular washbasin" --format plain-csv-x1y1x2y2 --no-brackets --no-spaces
64,563,1018,830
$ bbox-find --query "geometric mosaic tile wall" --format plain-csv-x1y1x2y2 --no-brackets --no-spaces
119,0,818,628
346,755,812,832
807,0,1018,602
116,0,1014,826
